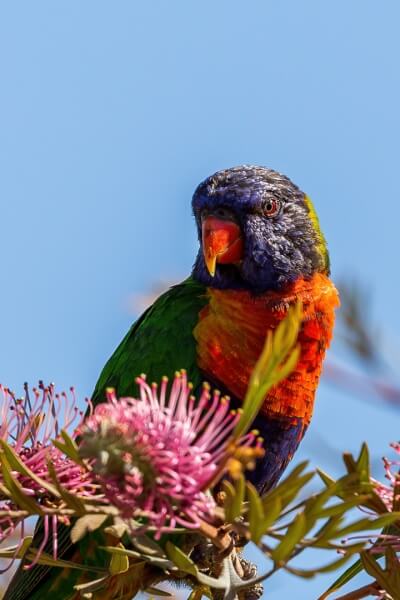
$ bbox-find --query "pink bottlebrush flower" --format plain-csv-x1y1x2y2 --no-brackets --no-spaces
0,383,96,569
79,371,261,537
341,444,400,557
0,372,263,568
364,442,400,554
373,442,400,511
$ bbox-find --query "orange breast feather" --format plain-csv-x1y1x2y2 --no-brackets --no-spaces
193,273,339,425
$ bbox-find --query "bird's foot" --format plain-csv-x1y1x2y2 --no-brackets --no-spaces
189,535,263,600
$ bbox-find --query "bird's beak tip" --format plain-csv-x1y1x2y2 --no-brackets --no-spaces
205,252,217,277
201,215,243,278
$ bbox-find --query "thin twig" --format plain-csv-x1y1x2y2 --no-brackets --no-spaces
197,520,233,553
334,581,382,600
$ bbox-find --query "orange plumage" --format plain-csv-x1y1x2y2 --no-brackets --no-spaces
194,273,339,428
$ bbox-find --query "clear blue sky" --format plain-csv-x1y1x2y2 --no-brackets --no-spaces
1,1,400,597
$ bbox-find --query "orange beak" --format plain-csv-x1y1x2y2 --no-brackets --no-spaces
201,216,244,277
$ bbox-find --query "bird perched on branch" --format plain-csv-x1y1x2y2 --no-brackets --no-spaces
6,165,339,600
93,165,339,490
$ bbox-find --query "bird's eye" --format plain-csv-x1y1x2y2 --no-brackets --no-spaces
263,198,280,217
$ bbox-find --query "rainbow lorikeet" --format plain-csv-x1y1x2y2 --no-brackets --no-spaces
5,166,339,600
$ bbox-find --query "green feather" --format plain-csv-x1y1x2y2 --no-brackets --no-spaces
304,194,330,273
92,277,208,404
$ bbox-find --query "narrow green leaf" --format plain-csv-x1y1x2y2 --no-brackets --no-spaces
0,439,60,498
318,558,363,599
318,468,378,514
0,481,12,499
366,490,393,515
332,512,400,539
100,545,140,557
304,480,344,520
223,476,246,523
0,536,33,559
286,552,352,579
233,331,273,439
271,346,301,385
26,549,106,572
247,482,265,543
0,453,44,514
356,443,370,481
361,552,400,600
283,460,310,481
278,473,315,510
52,430,84,465
19,535,33,557
231,474,246,520
109,544,130,575
222,480,236,523
317,495,371,519
313,515,344,542
342,452,358,475
61,429,80,455
317,469,336,488
52,439,72,458
272,512,307,563
261,462,313,511
312,541,365,554
100,545,173,569
385,547,400,591
260,496,282,534
165,542,198,577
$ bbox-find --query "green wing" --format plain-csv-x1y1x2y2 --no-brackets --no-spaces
92,276,208,404
3,277,208,600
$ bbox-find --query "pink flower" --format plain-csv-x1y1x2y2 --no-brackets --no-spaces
0,372,262,568
366,442,400,554
373,442,400,511
79,371,260,537
0,383,95,568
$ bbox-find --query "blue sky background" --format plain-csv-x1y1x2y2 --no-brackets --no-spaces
1,1,400,597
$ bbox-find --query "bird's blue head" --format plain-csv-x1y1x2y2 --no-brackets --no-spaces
192,165,329,293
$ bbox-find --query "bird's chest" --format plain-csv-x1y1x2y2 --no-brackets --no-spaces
193,273,339,425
